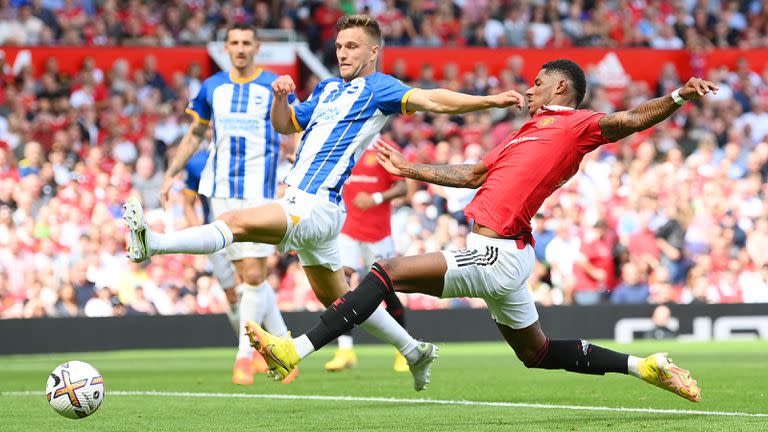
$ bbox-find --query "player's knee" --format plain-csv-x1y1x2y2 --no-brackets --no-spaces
217,212,243,235
373,258,399,283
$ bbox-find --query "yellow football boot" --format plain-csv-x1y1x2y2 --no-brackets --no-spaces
393,351,409,373
232,357,254,385
324,348,358,372
244,321,301,382
638,353,701,402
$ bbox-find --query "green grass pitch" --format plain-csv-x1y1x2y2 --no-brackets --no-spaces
2,340,766,431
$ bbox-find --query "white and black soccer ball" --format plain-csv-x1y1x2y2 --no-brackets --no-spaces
45,361,105,419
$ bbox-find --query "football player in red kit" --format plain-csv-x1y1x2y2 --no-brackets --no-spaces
248,59,715,401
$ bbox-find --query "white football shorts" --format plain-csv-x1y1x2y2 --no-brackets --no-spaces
276,187,345,271
441,232,539,329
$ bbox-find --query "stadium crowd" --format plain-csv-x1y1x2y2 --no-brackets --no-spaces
2,1,768,57
1,0,768,319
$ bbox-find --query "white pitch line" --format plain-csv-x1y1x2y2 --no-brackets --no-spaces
4,390,767,418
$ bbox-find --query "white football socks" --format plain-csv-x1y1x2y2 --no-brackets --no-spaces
258,280,289,338
359,306,419,362
293,307,418,361
628,355,642,378
237,282,261,360
337,335,354,350
149,220,233,255
294,334,315,359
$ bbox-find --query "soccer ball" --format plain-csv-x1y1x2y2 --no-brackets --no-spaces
45,361,105,419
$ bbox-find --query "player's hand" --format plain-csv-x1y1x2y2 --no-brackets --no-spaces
272,75,296,97
487,89,525,110
160,174,174,211
374,139,409,177
353,192,376,210
678,77,719,101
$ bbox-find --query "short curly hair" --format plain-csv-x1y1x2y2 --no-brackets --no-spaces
542,59,587,107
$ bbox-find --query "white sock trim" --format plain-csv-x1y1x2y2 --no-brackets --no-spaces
401,340,420,364
338,335,354,350
212,220,234,247
294,334,315,359
628,355,642,378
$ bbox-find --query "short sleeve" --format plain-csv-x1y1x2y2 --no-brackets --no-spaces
291,81,328,132
575,111,610,152
372,74,417,116
185,80,211,124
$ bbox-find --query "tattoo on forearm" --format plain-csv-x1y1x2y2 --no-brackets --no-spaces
168,124,206,176
405,163,481,188
600,95,679,142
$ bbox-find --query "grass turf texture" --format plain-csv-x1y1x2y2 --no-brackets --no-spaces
1,340,766,431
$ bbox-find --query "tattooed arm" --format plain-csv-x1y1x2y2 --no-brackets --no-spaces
599,77,719,142
161,119,208,208
375,140,488,189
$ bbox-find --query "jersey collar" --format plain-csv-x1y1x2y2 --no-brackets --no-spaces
229,68,263,84
538,105,576,113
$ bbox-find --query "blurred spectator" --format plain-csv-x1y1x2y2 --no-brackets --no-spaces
131,155,163,209
84,286,113,317
643,305,679,340
611,261,650,304
572,220,617,305
545,219,580,301
532,213,554,264
53,283,81,317
127,286,157,315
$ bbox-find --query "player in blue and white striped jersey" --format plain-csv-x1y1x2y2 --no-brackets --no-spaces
124,15,524,391
280,72,414,206
156,24,295,386
187,65,292,202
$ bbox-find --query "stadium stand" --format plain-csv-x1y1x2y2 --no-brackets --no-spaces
1,0,768,319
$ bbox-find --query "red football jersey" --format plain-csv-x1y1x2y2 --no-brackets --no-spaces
341,146,402,242
464,107,611,244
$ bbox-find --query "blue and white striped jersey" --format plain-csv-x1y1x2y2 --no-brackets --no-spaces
186,69,295,200
284,72,415,204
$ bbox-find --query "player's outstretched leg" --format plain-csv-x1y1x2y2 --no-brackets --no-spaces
123,197,234,263
302,261,438,391
303,264,436,390
122,197,287,263
245,257,444,391
324,267,358,372
497,322,701,402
